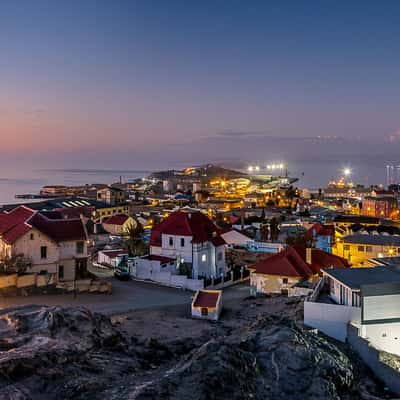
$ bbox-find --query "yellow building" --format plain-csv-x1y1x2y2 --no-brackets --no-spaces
334,233,400,266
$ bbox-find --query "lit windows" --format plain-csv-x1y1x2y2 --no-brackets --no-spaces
201,254,207,262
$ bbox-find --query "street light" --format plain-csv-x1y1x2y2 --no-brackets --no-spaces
343,168,351,176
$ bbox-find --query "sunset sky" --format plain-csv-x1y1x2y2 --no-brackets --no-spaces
1,1,400,169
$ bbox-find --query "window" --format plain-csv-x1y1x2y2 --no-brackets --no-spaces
169,237,174,247
180,238,185,247
217,252,223,261
357,245,365,252
282,278,288,284
201,307,209,316
366,246,373,253
58,265,64,280
201,254,207,262
352,292,360,307
40,246,47,259
76,241,84,254
30,233,34,240
343,244,350,251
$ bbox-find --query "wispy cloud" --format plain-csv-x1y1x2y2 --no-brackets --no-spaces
215,130,273,138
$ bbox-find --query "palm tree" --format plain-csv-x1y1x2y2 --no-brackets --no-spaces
123,221,148,257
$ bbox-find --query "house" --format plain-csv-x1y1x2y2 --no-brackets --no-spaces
97,186,127,206
334,232,400,265
362,195,398,219
191,289,222,321
97,249,129,268
0,206,89,281
313,266,400,356
102,214,137,236
149,210,227,279
306,223,335,253
250,245,349,295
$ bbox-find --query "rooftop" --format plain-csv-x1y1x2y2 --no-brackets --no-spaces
323,266,400,290
342,233,400,246
150,210,226,246
250,245,349,278
193,290,221,308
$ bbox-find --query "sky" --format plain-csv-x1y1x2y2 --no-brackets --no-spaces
1,0,400,175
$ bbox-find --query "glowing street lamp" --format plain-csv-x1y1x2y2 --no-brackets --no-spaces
343,168,351,176
248,166,254,172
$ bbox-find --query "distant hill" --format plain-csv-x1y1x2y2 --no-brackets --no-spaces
149,164,248,181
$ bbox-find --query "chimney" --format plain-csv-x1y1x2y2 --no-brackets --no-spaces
241,208,245,231
306,248,312,265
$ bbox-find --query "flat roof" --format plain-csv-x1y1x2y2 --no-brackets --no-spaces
342,233,400,246
323,266,400,290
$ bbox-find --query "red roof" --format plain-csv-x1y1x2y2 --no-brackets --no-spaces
101,249,128,259
29,213,87,242
103,214,130,226
0,206,36,244
150,211,225,246
193,290,221,308
251,245,348,278
0,206,87,244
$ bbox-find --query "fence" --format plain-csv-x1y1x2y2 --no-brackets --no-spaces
0,273,56,290
0,273,111,295
56,279,112,293
135,267,204,291
204,268,250,289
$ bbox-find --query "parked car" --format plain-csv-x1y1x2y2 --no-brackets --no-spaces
114,266,130,281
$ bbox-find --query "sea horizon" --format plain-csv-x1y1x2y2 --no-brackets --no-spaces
0,159,391,206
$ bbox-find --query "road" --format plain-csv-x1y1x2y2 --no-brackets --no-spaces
0,278,250,316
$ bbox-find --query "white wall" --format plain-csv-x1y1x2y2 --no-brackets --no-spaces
361,322,400,356
59,240,88,260
304,301,361,342
159,234,193,262
14,229,59,266
134,257,203,290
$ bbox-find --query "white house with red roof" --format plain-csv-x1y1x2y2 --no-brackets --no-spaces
249,245,349,295
149,210,226,279
0,206,89,281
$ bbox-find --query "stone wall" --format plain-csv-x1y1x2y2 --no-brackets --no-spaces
347,323,400,394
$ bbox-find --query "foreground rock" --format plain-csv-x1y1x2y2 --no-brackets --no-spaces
0,304,392,400
129,318,354,400
0,306,131,400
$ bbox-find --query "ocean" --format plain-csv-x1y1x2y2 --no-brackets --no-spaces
0,159,390,206
0,169,151,205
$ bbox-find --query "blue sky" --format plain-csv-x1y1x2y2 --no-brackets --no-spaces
1,0,400,171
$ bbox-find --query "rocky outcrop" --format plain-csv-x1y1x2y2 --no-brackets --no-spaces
0,306,391,400
0,306,129,400
131,318,354,400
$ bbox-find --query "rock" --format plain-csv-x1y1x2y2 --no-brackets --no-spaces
129,318,354,400
0,306,129,399
0,305,390,400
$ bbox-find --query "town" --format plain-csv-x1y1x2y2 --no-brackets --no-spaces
2,1,400,398
0,163,399,398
